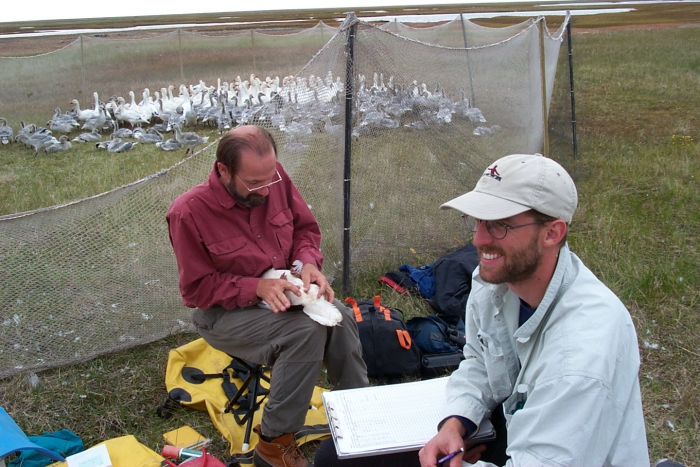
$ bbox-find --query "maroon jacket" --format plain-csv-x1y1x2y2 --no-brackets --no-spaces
167,161,323,310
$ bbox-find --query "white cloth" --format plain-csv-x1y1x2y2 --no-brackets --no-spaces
447,244,649,467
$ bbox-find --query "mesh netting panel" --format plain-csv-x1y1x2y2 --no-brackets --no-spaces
0,145,214,377
251,23,338,77
461,18,537,47
0,25,337,127
547,24,574,146
0,40,85,126
0,16,568,377
338,19,561,271
378,17,534,47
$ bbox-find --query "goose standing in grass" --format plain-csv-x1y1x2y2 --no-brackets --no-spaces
70,92,100,122
115,97,150,128
184,99,198,128
198,90,222,127
324,115,343,137
47,108,79,134
172,123,209,155
27,131,58,156
165,106,186,131
45,135,72,154
128,90,153,123
452,88,470,118
14,122,35,145
216,100,232,134
109,120,133,139
0,118,13,144
48,118,75,134
81,104,108,132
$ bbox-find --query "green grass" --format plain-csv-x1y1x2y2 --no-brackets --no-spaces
560,27,700,466
0,140,205,215
1,9,700,467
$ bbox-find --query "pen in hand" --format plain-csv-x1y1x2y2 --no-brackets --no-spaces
437,447,465,467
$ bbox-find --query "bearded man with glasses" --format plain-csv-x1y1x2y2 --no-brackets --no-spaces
421,154,649,467
314,154,649,467
167,125,368,467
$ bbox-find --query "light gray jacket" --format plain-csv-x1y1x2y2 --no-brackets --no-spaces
446,244,649,467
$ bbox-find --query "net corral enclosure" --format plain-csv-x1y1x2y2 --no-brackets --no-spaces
0,13,572,378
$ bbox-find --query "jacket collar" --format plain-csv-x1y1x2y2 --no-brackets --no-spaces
208,162,235,209
473,243,574,342
513,243,573,342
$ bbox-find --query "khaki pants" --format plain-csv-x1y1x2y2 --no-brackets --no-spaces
192,300,368,438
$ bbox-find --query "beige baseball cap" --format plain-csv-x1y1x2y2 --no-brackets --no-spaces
441,154,578,223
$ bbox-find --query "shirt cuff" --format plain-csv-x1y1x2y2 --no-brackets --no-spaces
236,277,260,308
437,415,478,440
294,252,322,271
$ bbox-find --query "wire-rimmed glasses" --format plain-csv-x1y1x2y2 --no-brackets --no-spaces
236,169,282,192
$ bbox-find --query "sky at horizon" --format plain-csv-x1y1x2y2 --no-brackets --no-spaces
4,0,549,24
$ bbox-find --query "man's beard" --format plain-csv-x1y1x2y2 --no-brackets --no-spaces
227,179,266,208
477,233,541,285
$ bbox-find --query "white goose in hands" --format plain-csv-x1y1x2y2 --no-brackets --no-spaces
259,268,343,327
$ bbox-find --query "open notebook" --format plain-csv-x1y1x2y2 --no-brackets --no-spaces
322,377,496,458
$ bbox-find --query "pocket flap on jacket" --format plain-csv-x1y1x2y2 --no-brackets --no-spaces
269,208,293,227
207,237,246,256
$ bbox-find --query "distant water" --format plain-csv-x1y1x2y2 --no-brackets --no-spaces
552,0,698,6
358,8,633,24
1,19,305,39
0,7,636,40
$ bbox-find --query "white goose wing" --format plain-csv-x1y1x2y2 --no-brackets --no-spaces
259,269,342,326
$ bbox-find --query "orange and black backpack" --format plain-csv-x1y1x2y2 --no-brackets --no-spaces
345,295,421,381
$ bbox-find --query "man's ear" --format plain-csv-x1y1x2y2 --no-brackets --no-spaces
543,219,567,247
216,162,228,176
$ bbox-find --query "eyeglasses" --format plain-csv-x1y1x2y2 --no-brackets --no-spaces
465,217,545,240
236,169,282,192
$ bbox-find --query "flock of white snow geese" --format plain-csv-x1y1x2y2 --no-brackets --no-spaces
0,71,497,156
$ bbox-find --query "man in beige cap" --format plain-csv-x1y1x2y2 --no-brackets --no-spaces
312,154,649,467
417,154,649,467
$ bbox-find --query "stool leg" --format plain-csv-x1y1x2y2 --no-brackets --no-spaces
224,370,254,414
242,374,260,451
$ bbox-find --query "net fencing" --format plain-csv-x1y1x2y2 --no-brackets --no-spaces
378,16,535,47
0,22,337,126
0,14,570,378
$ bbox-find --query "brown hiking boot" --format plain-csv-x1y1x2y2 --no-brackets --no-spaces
253,424,312,467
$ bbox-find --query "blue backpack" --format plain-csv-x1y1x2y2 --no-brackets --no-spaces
406,314,466,355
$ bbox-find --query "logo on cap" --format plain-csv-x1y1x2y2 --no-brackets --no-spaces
484,165,501,181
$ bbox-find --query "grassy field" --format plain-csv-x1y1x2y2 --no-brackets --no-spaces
1,4,699,467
